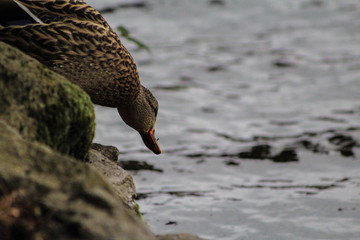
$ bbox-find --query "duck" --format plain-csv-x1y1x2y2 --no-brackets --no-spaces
0,0,161,154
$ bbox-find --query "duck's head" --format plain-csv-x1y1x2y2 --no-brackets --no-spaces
117,86,161,154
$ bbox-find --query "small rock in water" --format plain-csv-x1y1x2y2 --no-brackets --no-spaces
209,0,226,6
119,160,163,172
328,134,357,148
271,148,299,162
165,221,178,226
328,134,358,157
206,64,226,72
272,59,295,68
224,160,240,166
238,144,272,160
298,140,328,154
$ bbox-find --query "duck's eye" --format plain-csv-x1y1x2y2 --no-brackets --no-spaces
154,107,158,117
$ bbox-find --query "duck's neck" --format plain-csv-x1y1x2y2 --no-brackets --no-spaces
84,76,142,108
54,57,142,108
117,86,151,132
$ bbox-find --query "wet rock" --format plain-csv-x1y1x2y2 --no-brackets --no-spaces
0,42,95,160
0,121,156,240
328,134,357,148
328,134,358,157
91,143,120,162
157,233,205,240
272,59,295,68
238,144,272,160
119,160,163,172
297,140,328,154
224,160,240,166
165,221,178,226
271,148,299,162
88,146,136,210
209,0,225,6
338,150,354,157
206,64,226,72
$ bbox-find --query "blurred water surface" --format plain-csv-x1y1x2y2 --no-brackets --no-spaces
88,0,360,239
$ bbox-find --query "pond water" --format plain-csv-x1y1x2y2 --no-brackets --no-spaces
88,0,360,239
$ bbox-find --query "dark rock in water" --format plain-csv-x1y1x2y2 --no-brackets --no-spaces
0,42,95,160
224,160,240,166
271,148,299,162
339,150,354,157
297,140,328,154
237,144,298,162
206,64,226,72
328,134,358,157
209,0,226,6
119,160,163,172
156,233,205,240
91,143,120,162
328,134,357,148
0,121,155,240
165,221,178,226
238,144,272,160
272,59,295,68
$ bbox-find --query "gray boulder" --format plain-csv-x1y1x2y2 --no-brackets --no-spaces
0,120,156,240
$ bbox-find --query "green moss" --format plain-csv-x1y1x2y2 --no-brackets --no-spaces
0,42,95,160
135,202,143,220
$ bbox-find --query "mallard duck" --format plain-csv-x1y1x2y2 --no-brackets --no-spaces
0,0,161,154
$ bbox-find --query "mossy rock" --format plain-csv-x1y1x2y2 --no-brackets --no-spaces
0,121,156,240
0,42,95,159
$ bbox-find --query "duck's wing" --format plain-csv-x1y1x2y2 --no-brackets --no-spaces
0,0,141,106
0,0,120,69
13,0,108,27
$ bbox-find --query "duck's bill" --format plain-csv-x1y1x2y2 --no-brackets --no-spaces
141,129,161,155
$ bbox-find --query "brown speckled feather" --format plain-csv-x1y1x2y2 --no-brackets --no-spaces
0,0,140,106
0,0,161,154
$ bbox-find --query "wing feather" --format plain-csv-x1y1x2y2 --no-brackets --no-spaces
14,0,108,28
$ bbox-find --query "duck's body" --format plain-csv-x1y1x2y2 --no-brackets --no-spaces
0,0,161,154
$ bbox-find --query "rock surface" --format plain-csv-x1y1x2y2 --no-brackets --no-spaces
88,143,137,210
0,42,95,160
0,120,156,240
91,143,121,162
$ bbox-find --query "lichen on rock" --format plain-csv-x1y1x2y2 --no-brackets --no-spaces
0,42,95,160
